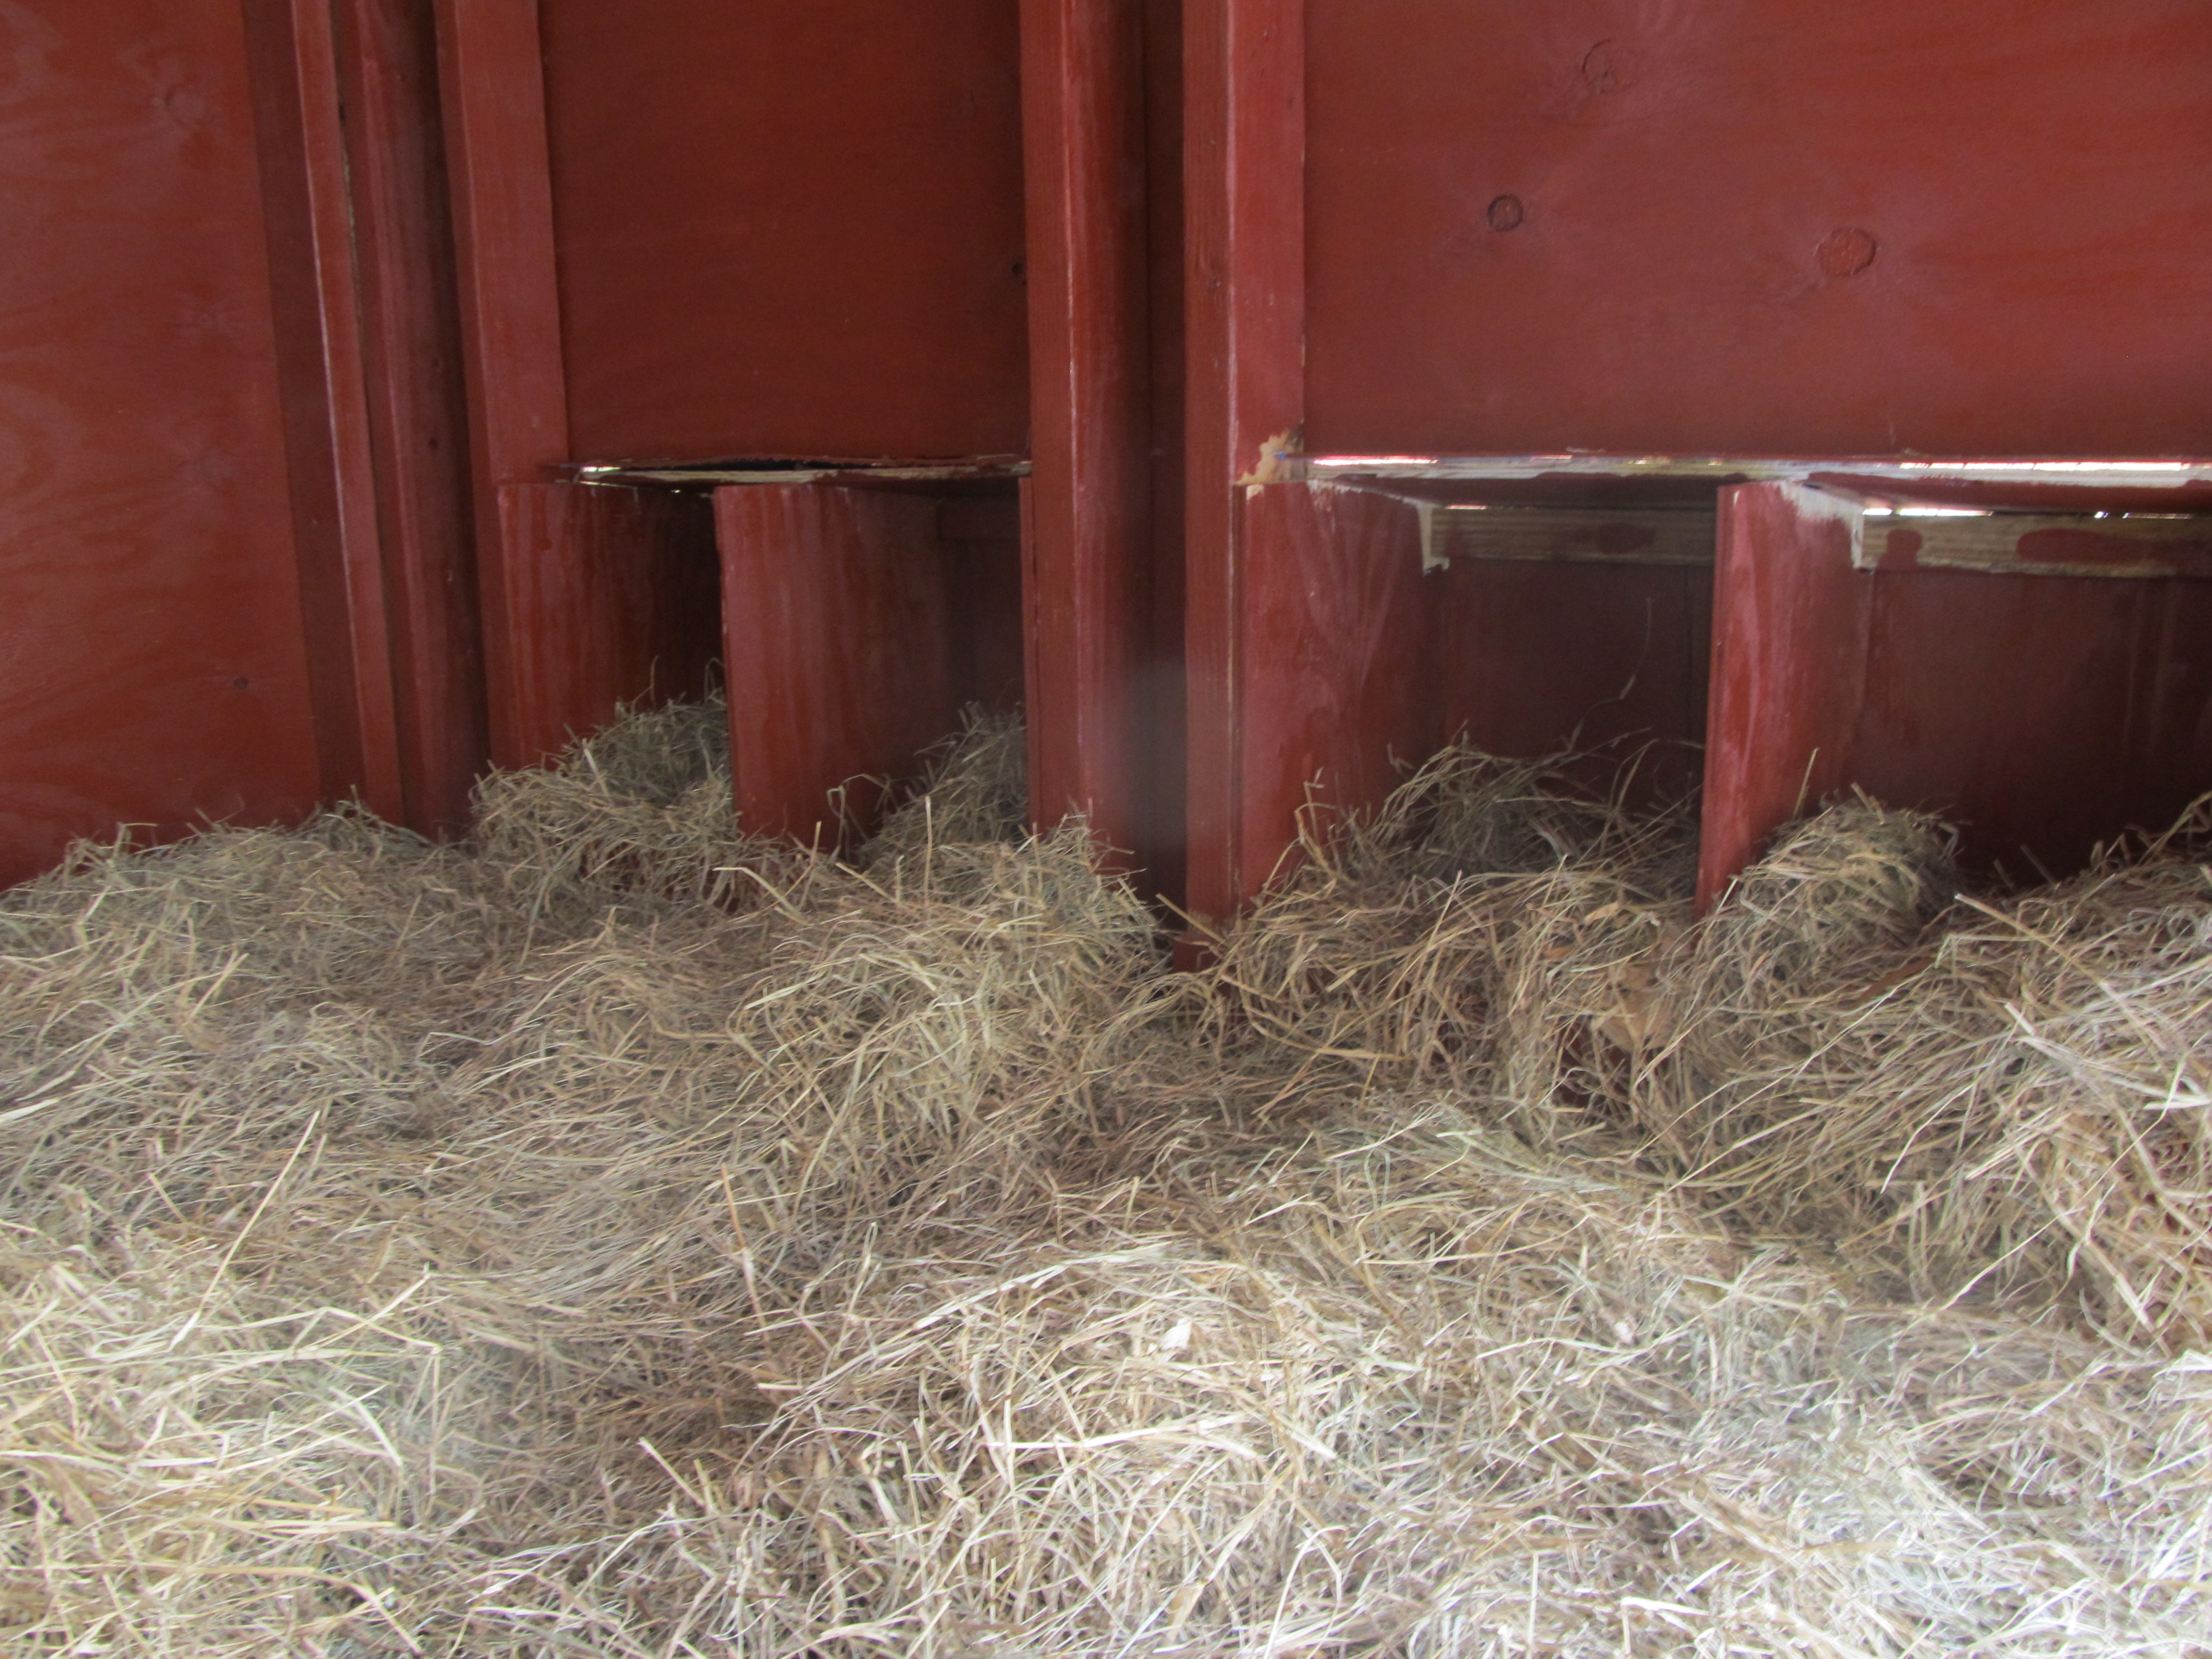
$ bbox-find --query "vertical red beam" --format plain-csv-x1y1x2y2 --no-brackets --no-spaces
1182,0,1305,924
497,483,720,766
243,0,408,822
1698,482,1874,909
1143,0,1189,906
1019,0,1152,868
716,486,957,846
1237,485,1436,894
334,0,487,834
434,0,571,768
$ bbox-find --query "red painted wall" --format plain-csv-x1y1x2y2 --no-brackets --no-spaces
1854,573,2212,879
539,0,1031,463
1443,558,1710,802
1306,0,2212,457
0,1,327,886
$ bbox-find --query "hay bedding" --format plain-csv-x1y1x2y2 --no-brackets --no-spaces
2,705,2208,1657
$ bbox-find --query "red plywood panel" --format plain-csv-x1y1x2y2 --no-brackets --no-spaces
1306,1,2212,457
0,0,326,887
1699,483,1872,909
494,484,722,769
541,1,1029,463
336,0,487,836
1855,575,2212,879
1230,483,1434,905
1184,0,1306,924
1441,559,1709,799
1020,0,1155,868
716,486,958,843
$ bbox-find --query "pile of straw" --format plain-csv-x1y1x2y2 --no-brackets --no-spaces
1657,800,2212,1349
3,709,2208,1656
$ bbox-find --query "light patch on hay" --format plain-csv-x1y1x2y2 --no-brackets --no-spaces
2,708,2208,1656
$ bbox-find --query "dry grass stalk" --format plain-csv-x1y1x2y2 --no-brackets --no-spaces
2,707,2207,1656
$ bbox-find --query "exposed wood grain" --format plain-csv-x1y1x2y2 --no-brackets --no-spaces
1429,505,1716,567
1866,513,2212,580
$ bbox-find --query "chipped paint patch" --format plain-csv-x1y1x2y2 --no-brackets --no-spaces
1241,428,1306,484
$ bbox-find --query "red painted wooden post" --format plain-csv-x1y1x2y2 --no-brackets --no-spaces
333,0,488,835
1140,0,1190,909
1019,0,1153,868
495,484,721,767
1698,482,1874,910
715,486,960,846
1182,0,1305,924
433,0,572,769
1236,485,1436,891
243,0,408,822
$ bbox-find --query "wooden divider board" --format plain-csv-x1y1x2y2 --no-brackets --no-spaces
716,485,959,845
1231,484,1436,903
1697,483,1870,909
